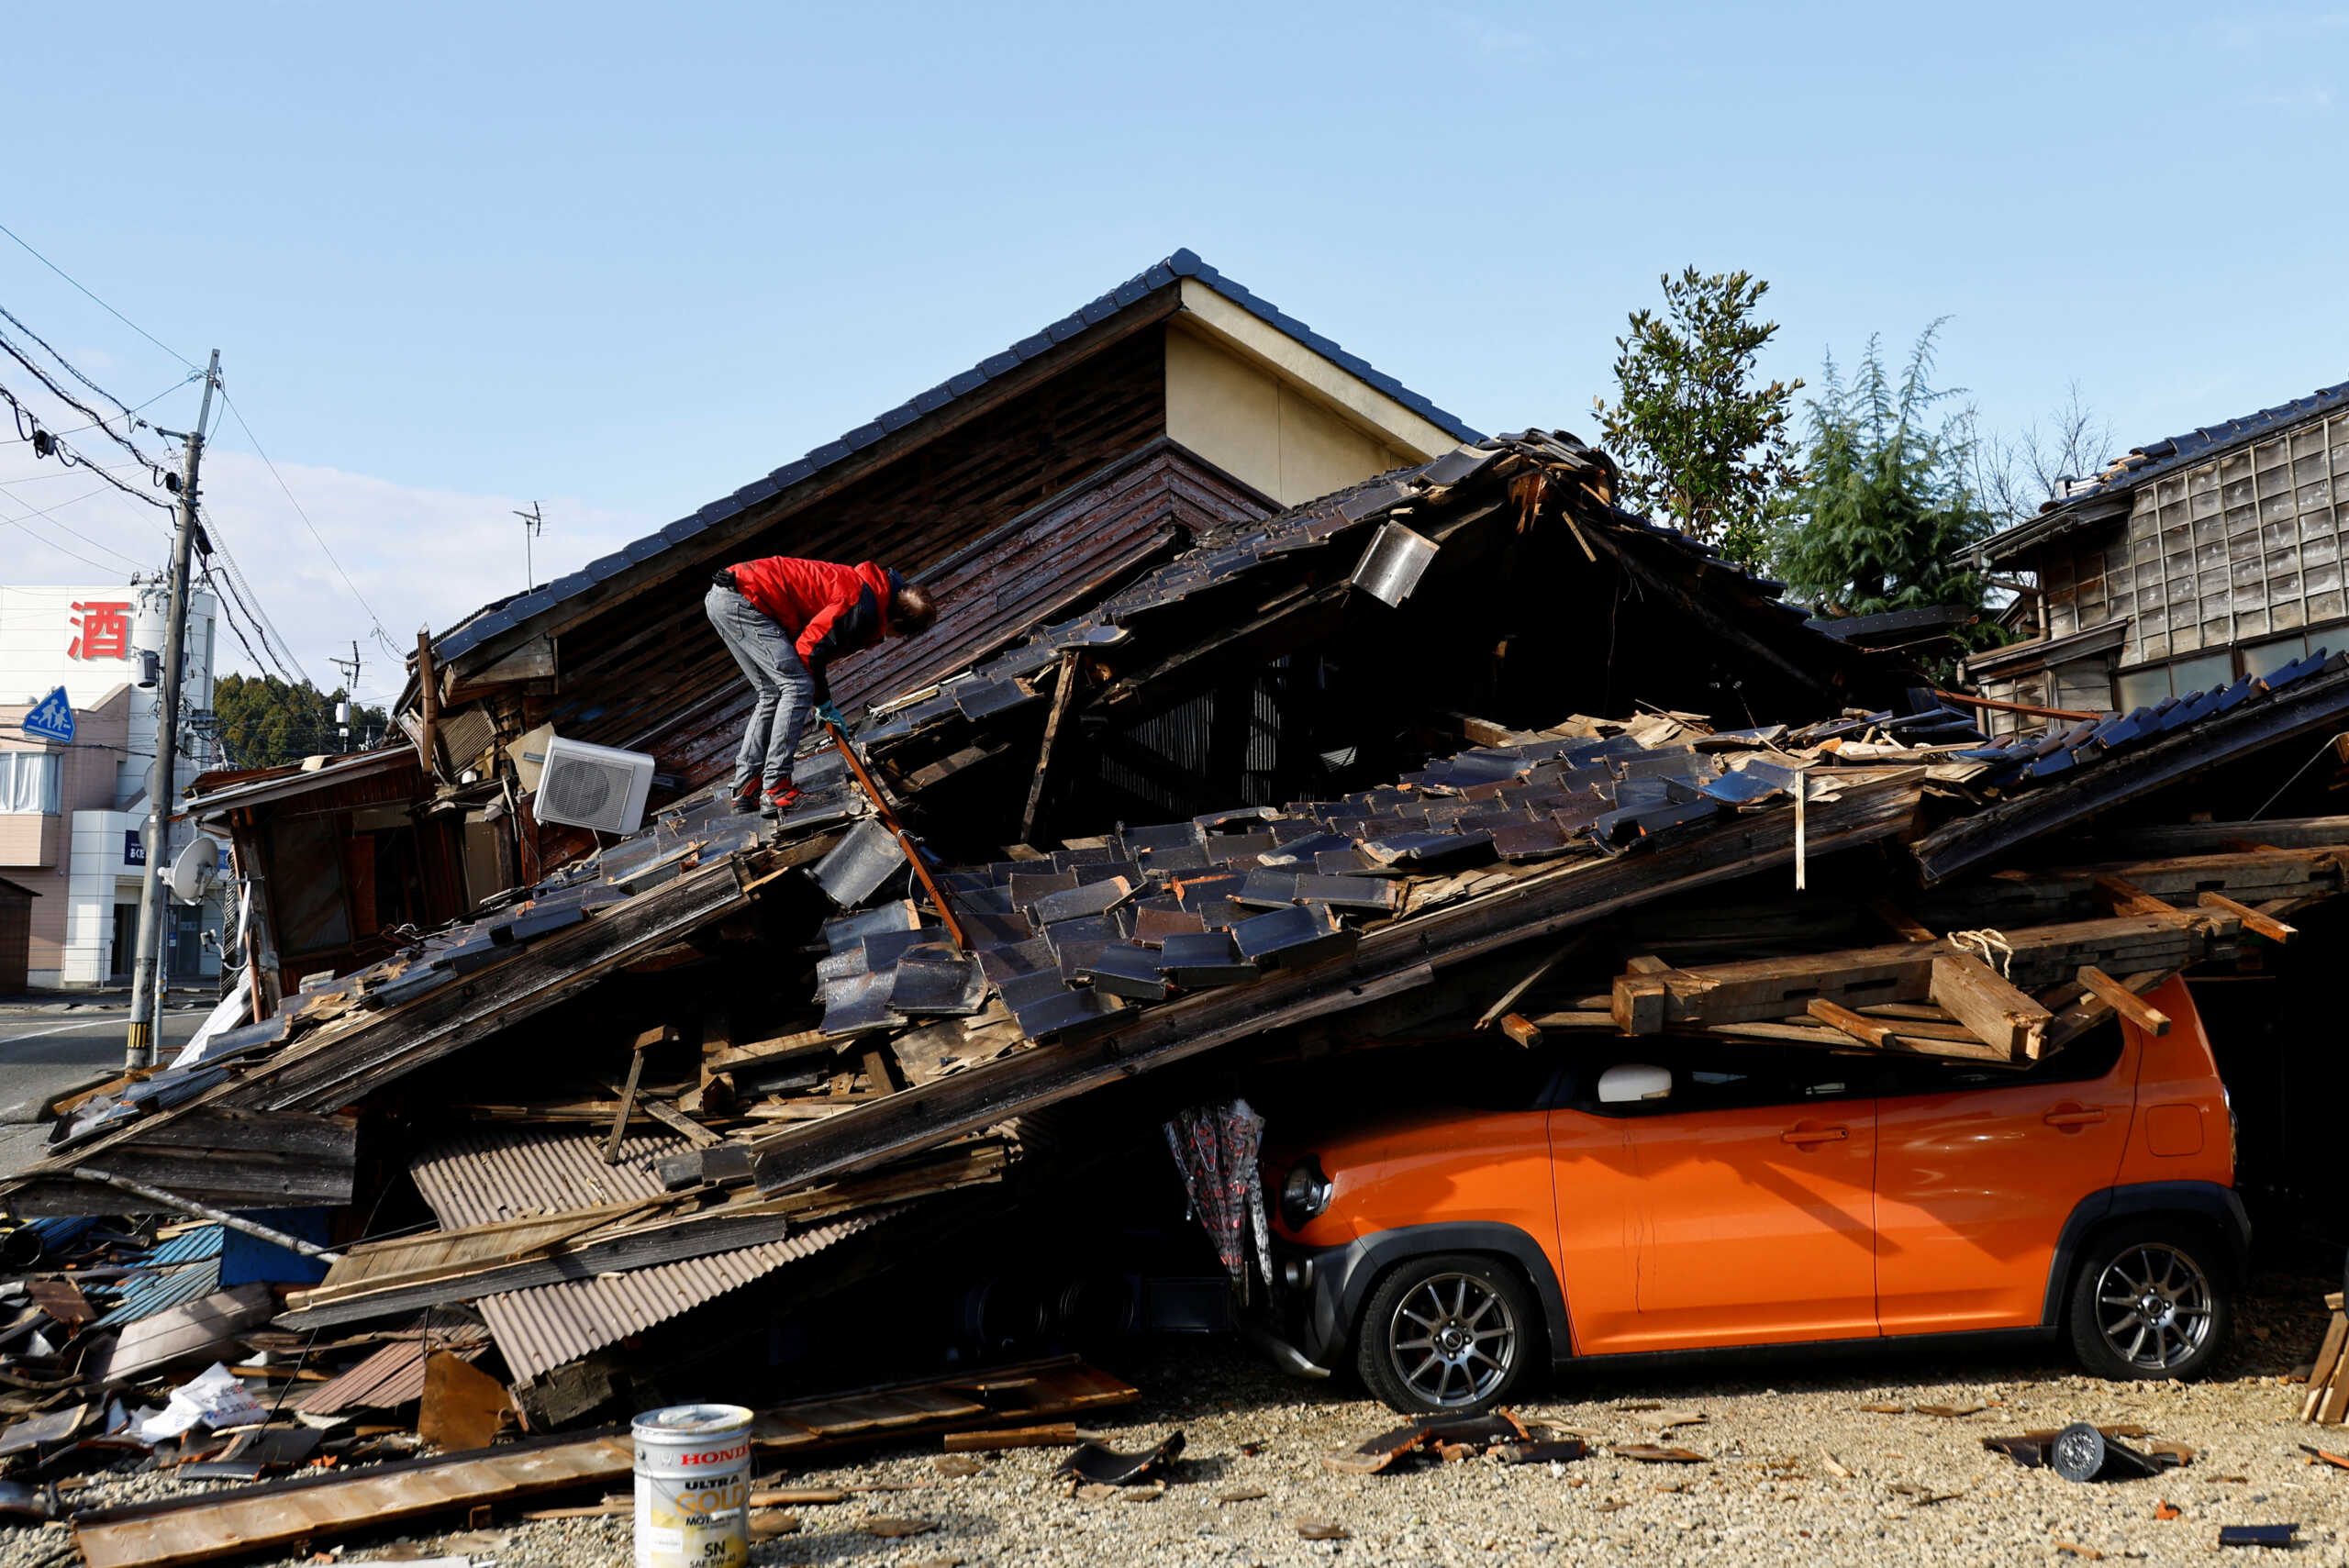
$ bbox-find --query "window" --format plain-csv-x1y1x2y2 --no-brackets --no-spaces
0,752,61,815
1568,1042,1872,1118
1876,1019,2125,1098
2246,633,2309,677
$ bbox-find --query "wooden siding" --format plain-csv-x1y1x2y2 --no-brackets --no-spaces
530,328,1171,786
828,439,1274,716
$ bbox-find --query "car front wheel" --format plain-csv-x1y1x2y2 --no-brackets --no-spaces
2065,1221,2232,1381
1355,1253,1536,1416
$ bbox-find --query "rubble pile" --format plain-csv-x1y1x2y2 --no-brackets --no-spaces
6,424,2349,1560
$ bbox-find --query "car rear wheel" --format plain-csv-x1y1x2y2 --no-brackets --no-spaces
2066,1220,2232,1381
1355,1253,1535,1416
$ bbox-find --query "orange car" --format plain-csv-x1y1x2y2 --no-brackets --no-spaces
1265,977,2243,1415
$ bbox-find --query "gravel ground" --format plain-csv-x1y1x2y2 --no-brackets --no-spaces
10,1268,2345,1568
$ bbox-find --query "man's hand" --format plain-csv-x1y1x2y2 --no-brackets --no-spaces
813,700,848,731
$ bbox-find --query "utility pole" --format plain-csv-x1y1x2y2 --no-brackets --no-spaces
516,502,543,594
127,349,217,1071
329,640,362,751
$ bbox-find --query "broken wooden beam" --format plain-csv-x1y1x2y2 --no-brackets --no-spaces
2076,966,2170,1035
2198,889,2297,942
2043,969,2172,1053
1930,952,2052,1060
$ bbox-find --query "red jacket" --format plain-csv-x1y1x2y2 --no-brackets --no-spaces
726,557,905,669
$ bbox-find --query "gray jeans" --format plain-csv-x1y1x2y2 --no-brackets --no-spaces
706,583,815,793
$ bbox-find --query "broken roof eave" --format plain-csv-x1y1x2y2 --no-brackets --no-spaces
1910,662,2349,884
186,747,421,821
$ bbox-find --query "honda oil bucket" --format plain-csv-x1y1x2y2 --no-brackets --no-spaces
632,1403,753,1568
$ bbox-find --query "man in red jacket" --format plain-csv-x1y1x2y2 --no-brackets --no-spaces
706,557,937,814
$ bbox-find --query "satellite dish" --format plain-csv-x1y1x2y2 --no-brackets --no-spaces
168,836,220,905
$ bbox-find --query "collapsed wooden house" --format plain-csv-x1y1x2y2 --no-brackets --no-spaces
7,414,2349,1425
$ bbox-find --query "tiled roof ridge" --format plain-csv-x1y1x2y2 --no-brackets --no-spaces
1977,376,2349,562
432,250,1484,662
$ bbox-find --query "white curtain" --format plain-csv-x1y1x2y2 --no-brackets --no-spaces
0,752,61,815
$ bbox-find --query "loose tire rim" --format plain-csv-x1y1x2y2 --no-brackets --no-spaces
1389,1273,1517,1407
2093,1242,2213,1372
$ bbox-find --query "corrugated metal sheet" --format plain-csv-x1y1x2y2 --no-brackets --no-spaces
95,1258,222,1329
477,1208,889,1385
408,1128,891,1384
295,1326,490,1414
140,1225,227,1268
409,1128,687,1229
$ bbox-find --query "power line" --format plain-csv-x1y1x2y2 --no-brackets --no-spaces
0,324,173,473
0,302,191,456
195,528,310,686
0,379,178,514
215,390,398,661
0,221,197,372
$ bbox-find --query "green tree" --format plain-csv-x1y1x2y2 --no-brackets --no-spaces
1594,267,1804,570
212,673,388,769
1771,324,1999,648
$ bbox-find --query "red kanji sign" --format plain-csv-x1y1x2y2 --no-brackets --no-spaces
68,602,131,661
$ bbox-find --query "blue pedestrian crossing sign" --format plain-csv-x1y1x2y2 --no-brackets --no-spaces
22,687,73,746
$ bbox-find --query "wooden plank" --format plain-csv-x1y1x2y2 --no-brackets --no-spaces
1785,1004,2013,1062
2199,890,2297,942
2303,1313,2347,1421
1476,934,1588,1030
1497,1014,1543,1048
2093,874,2176,919
2076,966,2171,1035
1931,953,2052,1060
1807,998,1897,1046
1617,941,1941,1033
75,1433,639,1567
2043,970,2171,1054
1019,651,1082,846
942,1421,1089,1452
603,1046,648,1166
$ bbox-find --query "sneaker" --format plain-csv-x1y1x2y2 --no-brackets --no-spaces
730,779,764,815
763,784,804,817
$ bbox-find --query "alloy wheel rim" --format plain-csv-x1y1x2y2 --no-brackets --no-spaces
1389,1273,1517,1406
2093,1242,2213,1372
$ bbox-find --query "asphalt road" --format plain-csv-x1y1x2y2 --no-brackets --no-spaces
0,1005,209,1179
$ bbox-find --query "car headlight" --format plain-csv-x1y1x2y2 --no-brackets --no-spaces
1279,1156,1332,1229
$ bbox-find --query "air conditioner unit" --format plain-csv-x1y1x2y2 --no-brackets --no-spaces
533,736,656,836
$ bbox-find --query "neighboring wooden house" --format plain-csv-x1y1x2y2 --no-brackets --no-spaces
196,250,1480,1006
1967,380,2349,732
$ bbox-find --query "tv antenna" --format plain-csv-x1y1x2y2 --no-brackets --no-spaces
517,501,545,592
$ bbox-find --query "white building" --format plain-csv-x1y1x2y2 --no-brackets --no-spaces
0,584,223,988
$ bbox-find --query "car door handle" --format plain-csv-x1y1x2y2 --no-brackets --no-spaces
2043,1106,2108,1129
1781,1125,1849,1146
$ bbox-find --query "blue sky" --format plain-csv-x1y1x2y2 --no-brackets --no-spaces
3,1,2343,703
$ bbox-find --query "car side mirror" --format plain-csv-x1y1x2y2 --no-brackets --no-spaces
1597,1063,1673,1104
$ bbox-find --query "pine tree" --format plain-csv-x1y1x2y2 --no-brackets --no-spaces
1771,324,1999,647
